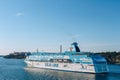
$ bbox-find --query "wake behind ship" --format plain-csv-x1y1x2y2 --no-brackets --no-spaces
25,42,109,73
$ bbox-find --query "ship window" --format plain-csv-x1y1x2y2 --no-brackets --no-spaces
51,59,58,62
58,59,62,61
49,59,73,63
63,60,67,61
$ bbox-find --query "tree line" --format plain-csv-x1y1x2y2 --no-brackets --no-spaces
95,52,120,64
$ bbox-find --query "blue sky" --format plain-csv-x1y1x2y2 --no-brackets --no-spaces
0,0,120,54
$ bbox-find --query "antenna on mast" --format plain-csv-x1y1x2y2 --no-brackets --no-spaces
60,45,62,53
36,48,39,53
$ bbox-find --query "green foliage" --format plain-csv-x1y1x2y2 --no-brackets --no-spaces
95,52,120,64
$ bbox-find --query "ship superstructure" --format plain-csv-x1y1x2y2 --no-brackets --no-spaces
25,42,109,73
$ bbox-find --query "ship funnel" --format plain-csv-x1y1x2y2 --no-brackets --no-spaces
70,42,80,52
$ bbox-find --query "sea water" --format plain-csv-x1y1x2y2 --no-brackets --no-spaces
0,57,120,80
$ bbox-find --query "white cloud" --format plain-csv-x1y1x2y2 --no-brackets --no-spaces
16,12,24,16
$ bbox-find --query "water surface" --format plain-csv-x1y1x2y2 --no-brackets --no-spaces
0,57,120,80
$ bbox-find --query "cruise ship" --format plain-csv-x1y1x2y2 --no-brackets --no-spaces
25,42,109,73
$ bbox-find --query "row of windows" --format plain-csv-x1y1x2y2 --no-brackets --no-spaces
50,59,73,63
28,59,93,64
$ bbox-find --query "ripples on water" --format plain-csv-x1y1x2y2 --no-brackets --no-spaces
0,57,120,80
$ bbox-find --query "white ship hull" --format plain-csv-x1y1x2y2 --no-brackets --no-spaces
25,61,108,73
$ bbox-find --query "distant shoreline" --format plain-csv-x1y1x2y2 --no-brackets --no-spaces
3,52,31,59
0,55,4,57
2,51,120,64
